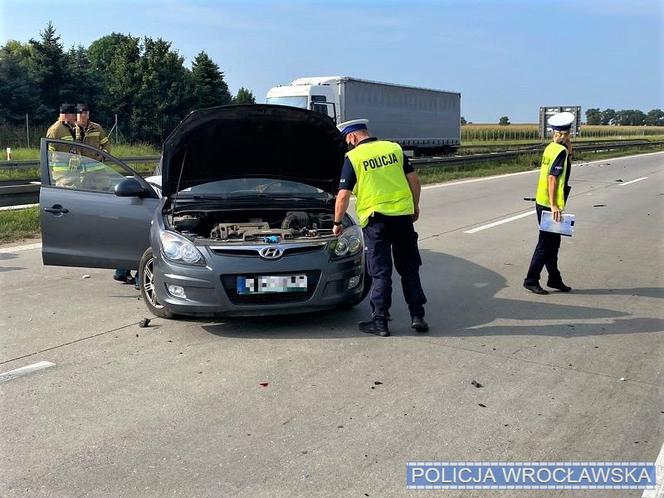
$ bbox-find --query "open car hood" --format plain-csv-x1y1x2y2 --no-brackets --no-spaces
161,105,346,197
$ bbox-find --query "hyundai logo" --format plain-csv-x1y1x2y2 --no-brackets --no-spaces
259,247,283,260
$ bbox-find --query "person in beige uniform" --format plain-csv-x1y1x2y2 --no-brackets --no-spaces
75,103,110,160
45,103,77,150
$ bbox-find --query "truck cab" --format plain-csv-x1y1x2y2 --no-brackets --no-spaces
266,77,340,123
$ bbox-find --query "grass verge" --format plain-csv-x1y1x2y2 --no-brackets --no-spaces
417,144,664,185
0,206,40,244
0,145,661,245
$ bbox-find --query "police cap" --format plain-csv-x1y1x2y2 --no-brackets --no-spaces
337,119,369,135
60,103,76,114
548,111,575,132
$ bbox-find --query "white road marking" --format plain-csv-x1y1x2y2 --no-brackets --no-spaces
0,242,41,253
619,176,648,186
464,210,536,234
0,203,39,211
0,361,55,384
642,440,664,497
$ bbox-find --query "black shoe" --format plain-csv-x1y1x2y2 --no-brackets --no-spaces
523,282,549,295
411,316,429,332
359,319,390,337
547,280,572,292
113,274,129,283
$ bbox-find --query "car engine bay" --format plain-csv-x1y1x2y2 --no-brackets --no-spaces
170,209,336,242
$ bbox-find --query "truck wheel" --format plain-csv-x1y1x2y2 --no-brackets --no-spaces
139,248,174,319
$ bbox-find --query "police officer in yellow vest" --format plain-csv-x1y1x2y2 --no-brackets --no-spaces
524,112,575,294
334,119,428,337
76,103,110,160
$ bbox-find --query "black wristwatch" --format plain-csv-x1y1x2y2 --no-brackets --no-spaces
333,221,343,226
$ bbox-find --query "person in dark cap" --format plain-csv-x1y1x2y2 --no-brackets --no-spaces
523,111,575,295
333,119,428,337
45,104,78,180
75,104,111,160
45,103,77,149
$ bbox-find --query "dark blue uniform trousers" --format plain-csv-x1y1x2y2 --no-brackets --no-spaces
363,213,427,320
524,204,563,285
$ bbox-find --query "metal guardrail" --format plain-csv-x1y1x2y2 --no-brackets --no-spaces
0,155,161,171
0,142,661,208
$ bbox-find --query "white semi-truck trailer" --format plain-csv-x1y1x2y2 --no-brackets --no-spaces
266,76,461,156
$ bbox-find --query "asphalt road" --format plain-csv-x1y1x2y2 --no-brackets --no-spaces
1,152,663,498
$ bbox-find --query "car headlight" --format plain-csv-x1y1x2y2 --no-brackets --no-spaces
159,230,205,265
332,224,364,258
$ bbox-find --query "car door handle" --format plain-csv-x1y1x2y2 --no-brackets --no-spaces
44,205,69,214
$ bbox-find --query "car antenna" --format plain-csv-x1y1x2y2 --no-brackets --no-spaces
170,147,188,225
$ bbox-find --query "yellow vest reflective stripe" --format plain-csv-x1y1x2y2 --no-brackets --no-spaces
347,140,414,227
536,142,568,209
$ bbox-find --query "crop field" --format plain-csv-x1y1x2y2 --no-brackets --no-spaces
462,124,664,142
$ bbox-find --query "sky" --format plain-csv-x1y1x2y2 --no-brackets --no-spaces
0,0,661,123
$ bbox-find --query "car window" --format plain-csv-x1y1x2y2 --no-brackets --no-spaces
180,178,328,198
47,149,134,193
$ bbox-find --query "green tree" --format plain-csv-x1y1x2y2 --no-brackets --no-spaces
191,51,231,108
26,22,65,124
232,87,256,104
498,116,510,126
131,37,193,143
614,110,646,126
0,40,38,123
600,108,616,125
60,45,101,113
585,108,601,125
644,109,664,126
88,33,142,131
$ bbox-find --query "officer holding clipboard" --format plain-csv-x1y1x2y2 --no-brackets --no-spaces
523,112,575,295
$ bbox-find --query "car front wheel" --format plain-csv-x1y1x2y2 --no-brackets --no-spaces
139,247,174,319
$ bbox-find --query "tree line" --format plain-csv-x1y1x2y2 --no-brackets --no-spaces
0,22,256,145
585,108,663,126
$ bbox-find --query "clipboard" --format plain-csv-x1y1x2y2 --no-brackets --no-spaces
539,211,575,236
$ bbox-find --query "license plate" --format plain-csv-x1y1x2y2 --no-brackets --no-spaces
237,275,308,295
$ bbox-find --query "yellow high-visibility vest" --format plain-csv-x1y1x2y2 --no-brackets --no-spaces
346,140,414,227
535,142,568,209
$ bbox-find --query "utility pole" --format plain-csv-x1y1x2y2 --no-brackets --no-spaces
114,114,119,144
25,113,30,148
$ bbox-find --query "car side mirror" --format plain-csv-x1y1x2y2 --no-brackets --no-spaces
115,177,147,197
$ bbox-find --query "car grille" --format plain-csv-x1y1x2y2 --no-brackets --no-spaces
210,243,326,258
221,270,320,305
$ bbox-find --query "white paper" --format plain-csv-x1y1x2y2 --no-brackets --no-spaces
539,211,575,236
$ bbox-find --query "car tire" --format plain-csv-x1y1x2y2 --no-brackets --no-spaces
139,247,174,319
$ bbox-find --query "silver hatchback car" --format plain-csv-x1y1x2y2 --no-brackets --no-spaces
40,105,369,318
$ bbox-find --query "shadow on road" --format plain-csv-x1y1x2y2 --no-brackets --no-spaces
202,250,663,339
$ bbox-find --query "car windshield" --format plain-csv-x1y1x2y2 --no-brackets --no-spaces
178,178,330,199
266,96,308,108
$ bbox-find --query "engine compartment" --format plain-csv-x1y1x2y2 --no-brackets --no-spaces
170,208,335,242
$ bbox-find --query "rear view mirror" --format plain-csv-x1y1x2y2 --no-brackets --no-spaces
115,178,147,197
